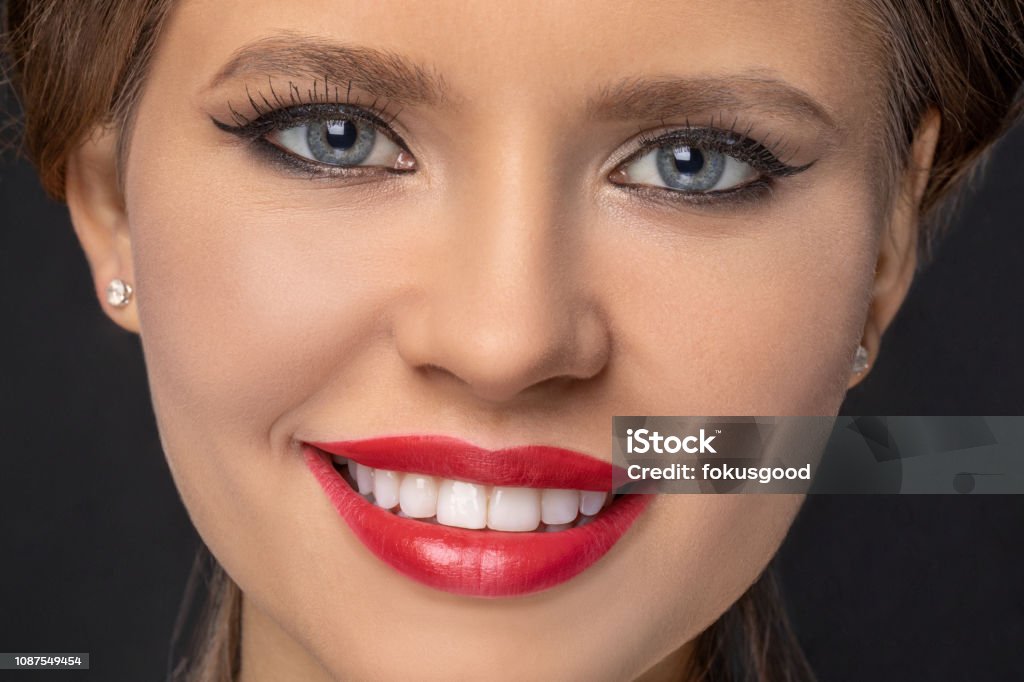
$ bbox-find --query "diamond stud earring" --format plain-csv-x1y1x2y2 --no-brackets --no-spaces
106,278,133,308
851,344,870,374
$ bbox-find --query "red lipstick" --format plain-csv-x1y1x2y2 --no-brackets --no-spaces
303,436,650,598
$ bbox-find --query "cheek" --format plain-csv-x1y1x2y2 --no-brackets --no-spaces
124,186,417,604
597,185,878,414
123,171,395,529
128,186,416,434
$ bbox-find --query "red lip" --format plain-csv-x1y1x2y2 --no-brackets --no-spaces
302,436,650,598
311,435,620,490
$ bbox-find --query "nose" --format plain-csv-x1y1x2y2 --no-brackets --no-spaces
393,157,611,404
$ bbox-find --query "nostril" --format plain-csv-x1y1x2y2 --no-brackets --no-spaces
392,278,612,406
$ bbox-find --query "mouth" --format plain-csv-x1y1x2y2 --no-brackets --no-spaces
303,436,650,597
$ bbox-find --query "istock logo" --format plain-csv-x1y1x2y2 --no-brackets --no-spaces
626,428,717,454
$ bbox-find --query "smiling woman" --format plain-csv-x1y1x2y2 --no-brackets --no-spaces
2,1,1023,681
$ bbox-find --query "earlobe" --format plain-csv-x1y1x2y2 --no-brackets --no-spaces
65,125,140,333
849,109,941,388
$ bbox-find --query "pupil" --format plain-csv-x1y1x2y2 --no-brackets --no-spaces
325,121,358,150
672,146,704,175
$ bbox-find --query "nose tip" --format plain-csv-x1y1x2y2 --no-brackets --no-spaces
394,292,610,405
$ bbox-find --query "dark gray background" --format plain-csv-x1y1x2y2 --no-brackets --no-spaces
2,96,1022,679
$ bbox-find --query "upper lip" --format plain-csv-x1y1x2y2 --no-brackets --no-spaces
307,435,616,491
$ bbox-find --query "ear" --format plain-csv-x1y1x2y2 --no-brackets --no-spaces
849,109,941,388
65,125,140,333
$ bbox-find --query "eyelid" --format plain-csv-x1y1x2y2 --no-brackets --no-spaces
211,102,414,154
616,126,805,177
607,125,818,211
211,101,418,179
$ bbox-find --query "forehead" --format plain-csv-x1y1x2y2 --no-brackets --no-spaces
163,0,879,124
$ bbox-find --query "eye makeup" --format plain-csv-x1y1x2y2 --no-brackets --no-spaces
608,122,816,209
209,77,817,206
210,79,415,180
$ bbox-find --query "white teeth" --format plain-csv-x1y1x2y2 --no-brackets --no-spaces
487,487,541,532
541,489,580,525
399,474,438,518
436,480,488,529
353,462,375,496
579,491,608,516
373,469,400,509
338,462,613,531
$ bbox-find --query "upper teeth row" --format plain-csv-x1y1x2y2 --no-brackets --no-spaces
337,457,609,531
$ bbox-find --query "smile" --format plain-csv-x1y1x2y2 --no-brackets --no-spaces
303,435,650,597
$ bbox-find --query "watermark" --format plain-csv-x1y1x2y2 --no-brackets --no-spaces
0,653,89,670
612,416,1024,494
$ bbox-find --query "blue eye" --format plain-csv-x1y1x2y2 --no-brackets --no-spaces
657,146,727,190
266,115,414,170
306,120,375,165
621,143,758,193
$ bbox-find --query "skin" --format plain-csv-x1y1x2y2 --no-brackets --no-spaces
64,0,940,680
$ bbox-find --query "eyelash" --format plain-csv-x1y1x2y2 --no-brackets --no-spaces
211,82,412,178
212,84,812,203
613,123,813,208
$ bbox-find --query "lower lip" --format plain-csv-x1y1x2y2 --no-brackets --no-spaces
303,446,651,598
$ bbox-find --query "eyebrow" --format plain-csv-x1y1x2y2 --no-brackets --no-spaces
204,32,450,106
207,35,837,134
588,75,841,132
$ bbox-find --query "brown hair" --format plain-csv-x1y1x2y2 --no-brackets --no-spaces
3,1,1023,681
857,0,1024,253
168,548,242,682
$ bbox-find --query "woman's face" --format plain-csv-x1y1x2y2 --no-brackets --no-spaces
90,0,910,678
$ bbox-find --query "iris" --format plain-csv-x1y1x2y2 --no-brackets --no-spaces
306,119,376,165
655,144,726,191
